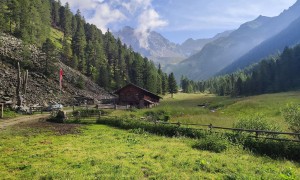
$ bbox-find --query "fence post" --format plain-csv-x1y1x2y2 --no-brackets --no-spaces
98,111,101,120
0,103,3,119
209,123,213,132
255,131,259,138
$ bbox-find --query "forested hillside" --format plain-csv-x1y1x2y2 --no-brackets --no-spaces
220,15,300,75
170,1,300,81
180,45,300,97
0,0,173,94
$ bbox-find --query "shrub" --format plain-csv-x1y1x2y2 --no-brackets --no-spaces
144,110,170,122
234,114,281,135
96,117,207,139
242,138,300,161
193,135,229,153
281,103,300,139
76,76,84,89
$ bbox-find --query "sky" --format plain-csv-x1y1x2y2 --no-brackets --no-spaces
60,0,297,46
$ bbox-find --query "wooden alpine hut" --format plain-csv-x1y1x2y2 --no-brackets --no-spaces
114,83,162,108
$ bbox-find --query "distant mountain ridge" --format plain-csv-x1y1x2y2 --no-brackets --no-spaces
113,26,232,66
220,15,300,75
169,0,300,80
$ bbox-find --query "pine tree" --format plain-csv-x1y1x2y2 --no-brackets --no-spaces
60,2,72,37
42,38,57,76
168,72,178,98
162,73,168,95
72,10,86,72
0,1,8,32
51,0,61,27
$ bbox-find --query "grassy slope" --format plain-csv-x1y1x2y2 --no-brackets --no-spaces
0,123,299,179
50,28,64,49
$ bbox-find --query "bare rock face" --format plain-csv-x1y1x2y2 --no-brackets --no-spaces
0,33,113,107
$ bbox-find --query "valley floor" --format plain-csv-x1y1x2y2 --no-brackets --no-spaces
0,120,299,179
1,91,300,179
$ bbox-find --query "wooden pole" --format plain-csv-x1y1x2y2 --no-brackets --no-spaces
0,103,3,119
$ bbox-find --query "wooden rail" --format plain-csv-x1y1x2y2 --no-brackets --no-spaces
156,121,300,142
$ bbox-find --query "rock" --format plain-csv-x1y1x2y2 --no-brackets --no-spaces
54,110,67,123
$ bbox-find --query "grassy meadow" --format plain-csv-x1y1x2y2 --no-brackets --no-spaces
1,91,300,179
1,121,300,179
111,91,300,131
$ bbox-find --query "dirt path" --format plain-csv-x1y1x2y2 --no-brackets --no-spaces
0,114,50,130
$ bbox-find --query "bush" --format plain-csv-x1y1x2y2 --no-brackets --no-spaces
243,138,300,161
193,135,229,153
144,110,170,122
76,76,84,89
234,114,281,134
281,103,300,139
96,117,207,139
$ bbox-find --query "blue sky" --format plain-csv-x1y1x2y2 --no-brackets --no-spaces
61,0,297,45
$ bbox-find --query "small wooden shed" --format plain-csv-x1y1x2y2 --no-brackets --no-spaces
114,83,162,108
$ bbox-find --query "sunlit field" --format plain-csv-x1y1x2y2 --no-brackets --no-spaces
1,121,299,179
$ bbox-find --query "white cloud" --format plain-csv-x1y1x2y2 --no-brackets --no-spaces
135,9,168,49
89,3,126,31
60,0,126,32
122,0,151,13
61,0,167,47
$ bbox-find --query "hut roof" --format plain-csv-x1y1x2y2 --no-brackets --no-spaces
114,83,163,99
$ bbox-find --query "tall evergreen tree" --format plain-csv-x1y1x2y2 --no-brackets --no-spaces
42,38,57,76
60,2,72,37
168,72,178,98
72,10,86,72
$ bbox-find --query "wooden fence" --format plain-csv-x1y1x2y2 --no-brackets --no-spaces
155,121,300,142
63,109,300,143
96,104,128,110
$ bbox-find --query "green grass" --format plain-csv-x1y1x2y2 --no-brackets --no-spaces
110,92,300,131
50,28,64,49
2,108,19,119
2,91,300,178
0,122,299,179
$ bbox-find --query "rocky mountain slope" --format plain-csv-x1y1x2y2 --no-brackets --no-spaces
0,33,113,106
114,26,231,66
170,0,300,80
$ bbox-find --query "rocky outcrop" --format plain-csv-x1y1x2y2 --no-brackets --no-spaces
0,33,113,106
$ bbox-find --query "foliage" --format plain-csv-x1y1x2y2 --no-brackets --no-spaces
144,110,170,122
72,109,109,118
168,72,178,97
42,38,57,77
180,45,300,98
76,76,84,89
234,114,281,133
193,135,230,153
242,138,300,161
282,103,300,139
0,0,174,93
96,117,207,139
3,108,18,118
